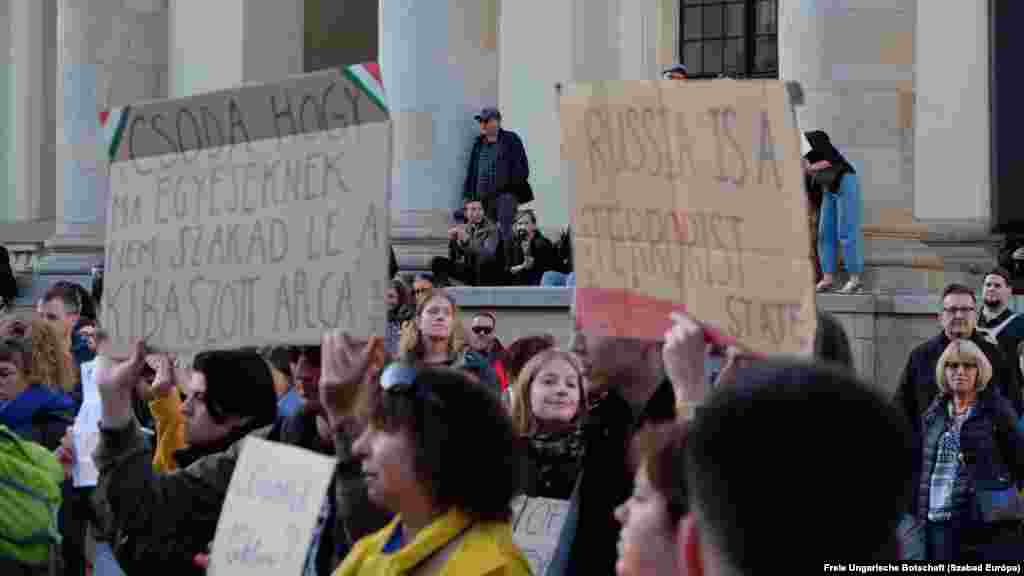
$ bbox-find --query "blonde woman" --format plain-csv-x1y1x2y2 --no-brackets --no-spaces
512,349,587,499
395,288,492,389
917,339,1024,560
26,318,77,395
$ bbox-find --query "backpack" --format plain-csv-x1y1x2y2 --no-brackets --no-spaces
0,425,64,566
976,313,1021,347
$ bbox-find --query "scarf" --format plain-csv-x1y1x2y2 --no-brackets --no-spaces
528,425,585,485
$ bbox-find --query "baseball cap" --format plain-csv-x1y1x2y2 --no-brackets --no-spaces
662,64,689,78
475,107,501,122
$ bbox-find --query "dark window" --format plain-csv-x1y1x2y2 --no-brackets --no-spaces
680,0,778,79
304,0,378,73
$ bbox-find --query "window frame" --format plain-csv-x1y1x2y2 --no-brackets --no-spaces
678,0,778,79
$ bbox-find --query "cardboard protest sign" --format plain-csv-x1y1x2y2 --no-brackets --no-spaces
510,495,571,576
101,68,390,357
561,80,816,354
208,437,335,576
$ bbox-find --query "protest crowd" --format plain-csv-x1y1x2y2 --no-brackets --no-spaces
1,64,1023,576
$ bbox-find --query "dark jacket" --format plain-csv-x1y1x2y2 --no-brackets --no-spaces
95,412,387,576
463,129,531,205
894,330,1014,512
977,308,1024,413
508,232,557,286
917,390,1024,524
568,379,675,575
445,217,504,286
0,385,75,450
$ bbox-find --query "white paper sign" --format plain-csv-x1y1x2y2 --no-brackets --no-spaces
71,402,101,487
208,437,336,576
72,360,101,487
510,495,571,576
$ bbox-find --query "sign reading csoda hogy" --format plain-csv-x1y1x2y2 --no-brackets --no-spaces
101,67,390,357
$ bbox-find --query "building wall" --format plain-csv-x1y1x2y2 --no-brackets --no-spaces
169,0,245,97
1,0,12,220
913,0,989,224
498,0,574,233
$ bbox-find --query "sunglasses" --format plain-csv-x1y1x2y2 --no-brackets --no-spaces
471,326,494,336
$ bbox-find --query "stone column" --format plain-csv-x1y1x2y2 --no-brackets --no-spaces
382,0,500,271
1,0,57,256
40,0,169,278
913,0,997,276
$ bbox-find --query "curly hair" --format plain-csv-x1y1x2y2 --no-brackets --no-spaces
26,318,76,393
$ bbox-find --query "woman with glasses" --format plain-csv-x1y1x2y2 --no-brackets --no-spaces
917,339,1024,560
335,361,530,575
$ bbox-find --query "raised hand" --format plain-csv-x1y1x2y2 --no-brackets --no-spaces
662,312,709,409
320,331,383,428
96,340,147,429
147,353,177,398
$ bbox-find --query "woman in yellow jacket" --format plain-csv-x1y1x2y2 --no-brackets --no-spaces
334,362,530,576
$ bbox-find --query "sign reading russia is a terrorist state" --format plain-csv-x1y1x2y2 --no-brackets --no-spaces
102,68,390,357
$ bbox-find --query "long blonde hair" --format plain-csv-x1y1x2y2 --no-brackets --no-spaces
510,349,585,435
26,318,76,394
398,289,466,364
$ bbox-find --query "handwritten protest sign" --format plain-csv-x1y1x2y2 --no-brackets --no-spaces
208,437,335,576
510,495,571,576
561,80,816,354
102,69,390,357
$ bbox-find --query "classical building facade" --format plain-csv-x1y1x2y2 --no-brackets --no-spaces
0,1,1014,311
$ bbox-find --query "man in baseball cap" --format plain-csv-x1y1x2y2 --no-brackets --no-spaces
464,106,532,280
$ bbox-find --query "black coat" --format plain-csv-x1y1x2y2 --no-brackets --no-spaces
567,380,675,575
508,232,557,286
917,389,1024,523
977,309,1024,414
463,129,532,205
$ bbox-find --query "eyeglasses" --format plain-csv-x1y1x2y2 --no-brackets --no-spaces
471,326,494,336
945,361,978,371
943,307,976,316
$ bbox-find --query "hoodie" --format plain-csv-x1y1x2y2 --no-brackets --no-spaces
0,384,75,450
